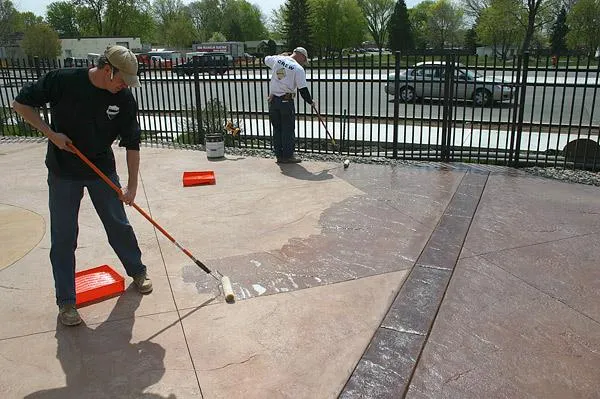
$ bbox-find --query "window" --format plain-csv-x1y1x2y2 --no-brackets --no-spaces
414,67,442,78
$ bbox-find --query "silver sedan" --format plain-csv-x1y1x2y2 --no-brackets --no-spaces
385,62,513,106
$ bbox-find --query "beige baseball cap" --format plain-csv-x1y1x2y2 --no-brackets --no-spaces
293,47,309,64
104,45,140,88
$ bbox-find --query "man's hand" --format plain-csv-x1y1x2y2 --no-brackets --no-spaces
49,132,74,153
120,185,137,205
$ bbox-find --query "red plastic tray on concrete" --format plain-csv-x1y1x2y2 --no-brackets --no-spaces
182,171,216,187
75,264,125,306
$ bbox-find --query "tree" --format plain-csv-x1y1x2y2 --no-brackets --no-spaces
358,0,395,51
15,12,44,31
268,4,286,39
462,0,557,55
208,31,226,42
283,0,312,53
75,5,101,35
165,10,197,48
187,0,223,42
152,0,185,45
516,0,558,54
267,39,277,54
549,6,567,56
0,0,19,43
104,0,155,42
462,0,492,18
46,2,81,37
409,0,434,49
476,0,525,58
387,0,414,51
221,0,267,41
73,0,106,35
427,0,463,49
464,26,478,52
21,23,62,58
566,0,600,57
310,0,366,56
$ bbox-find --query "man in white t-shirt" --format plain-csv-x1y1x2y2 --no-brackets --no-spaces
264,47,315,163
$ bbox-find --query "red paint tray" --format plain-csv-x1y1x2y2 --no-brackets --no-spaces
183,171,216,187
75,264,125,306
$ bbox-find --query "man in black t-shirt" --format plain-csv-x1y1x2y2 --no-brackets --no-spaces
13,45,152,326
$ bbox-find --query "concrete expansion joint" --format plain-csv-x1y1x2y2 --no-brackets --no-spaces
340,168,490,397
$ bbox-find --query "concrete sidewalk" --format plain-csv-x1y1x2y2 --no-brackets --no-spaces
0,140,598,398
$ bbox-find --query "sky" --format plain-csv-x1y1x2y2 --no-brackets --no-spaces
15,0,424,20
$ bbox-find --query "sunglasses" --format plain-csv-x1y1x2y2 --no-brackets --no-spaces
107,62,120,81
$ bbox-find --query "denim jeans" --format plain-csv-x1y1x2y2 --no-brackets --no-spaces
48,172,146,307
269,97,295,158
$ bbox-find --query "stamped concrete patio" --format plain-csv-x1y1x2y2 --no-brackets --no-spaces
0,140,598,398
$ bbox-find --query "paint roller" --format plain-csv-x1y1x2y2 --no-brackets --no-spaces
67,142,235,303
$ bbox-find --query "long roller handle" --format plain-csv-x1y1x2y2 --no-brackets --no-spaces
311,103,340,154
66,142,214,276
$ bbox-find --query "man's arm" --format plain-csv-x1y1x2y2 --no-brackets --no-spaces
264,55,277,68
294,67,313,105
121,149,140,205
12,100,73,152
298,87,313,105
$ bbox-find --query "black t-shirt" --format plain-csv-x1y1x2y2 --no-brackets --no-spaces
15,68,141,179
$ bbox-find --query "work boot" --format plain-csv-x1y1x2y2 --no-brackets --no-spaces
278,156,302,164
133,272,153,294
59,304,82,326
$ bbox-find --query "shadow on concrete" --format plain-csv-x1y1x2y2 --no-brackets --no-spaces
278,163,334,181
25,290,175,399
207,155,246,162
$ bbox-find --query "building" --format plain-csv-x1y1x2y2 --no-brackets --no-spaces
60,36,143,60
193,42,245,59
244,40,286,56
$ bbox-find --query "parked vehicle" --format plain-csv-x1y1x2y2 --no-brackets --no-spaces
385,61,513,106
172,53,233,76
64,57,88,68
136,50,182,70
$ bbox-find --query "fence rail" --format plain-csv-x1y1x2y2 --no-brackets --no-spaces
0,52,598,169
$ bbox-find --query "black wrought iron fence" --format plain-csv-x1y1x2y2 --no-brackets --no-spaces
0,52,598,169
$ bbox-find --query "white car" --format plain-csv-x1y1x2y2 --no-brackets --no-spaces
385,61,513,106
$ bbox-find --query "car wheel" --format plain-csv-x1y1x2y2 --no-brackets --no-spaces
473,88,492,106
399,86,416,102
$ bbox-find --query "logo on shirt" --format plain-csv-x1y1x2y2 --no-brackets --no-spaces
106,105,120,120
276,67,286,80
276,59,295,71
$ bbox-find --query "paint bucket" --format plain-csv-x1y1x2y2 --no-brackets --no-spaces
206,133,224,159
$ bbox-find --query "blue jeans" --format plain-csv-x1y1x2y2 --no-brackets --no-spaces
48,172,146,307
269,97,295,158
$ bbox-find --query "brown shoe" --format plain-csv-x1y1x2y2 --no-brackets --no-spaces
133,273,153,294
278,156,301,164
59,304,82,326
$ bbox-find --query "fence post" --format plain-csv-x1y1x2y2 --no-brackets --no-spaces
513,51,529,166
441,53,454,162
392,51,400,159
33,56,50,125
508,53,523,165
192,55,203,143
